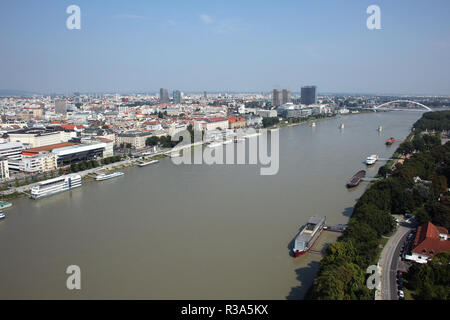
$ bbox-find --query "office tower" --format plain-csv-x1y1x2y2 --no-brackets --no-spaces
55,99,67,115
173,90,182,104
160,88,169,104
203,91,207,99
272,89,280,107
281,89,291,105
301,86,317,105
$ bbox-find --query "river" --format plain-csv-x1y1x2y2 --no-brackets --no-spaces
0,111,423,299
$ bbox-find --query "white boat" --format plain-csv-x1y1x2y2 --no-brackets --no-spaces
95,172,124,181
365,155,379,165
138,160,159,167
339,123,345,129
311,122,316,127
31,174,82,199
0,212,5,220
377,126,383,132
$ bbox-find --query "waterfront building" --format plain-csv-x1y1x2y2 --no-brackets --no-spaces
405,222,450,264
20,151,58,173
51,142,106,167
301,86,317,105
0,142,24,171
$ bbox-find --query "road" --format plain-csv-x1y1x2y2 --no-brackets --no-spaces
377,217,413,300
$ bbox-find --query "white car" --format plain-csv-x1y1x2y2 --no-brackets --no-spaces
398,290,405,299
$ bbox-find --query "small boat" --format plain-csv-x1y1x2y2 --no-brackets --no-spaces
0,212,5,220
377,126,383,132
95,172,124,181
138,160,159,167
339,123,345,129
347,170,366,188
365,155,379,165
386,137,395,145
311,122,316,127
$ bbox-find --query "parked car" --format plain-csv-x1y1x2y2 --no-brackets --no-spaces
398,290,405,300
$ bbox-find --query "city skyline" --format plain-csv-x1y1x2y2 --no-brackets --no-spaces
1,1,450,95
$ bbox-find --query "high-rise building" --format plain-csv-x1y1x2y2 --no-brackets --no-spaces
55,99,67,115
160,88,169,104
173,90,182,104
272,89,280,107
301,86,317,105
203,91,207,99
281,89,291,105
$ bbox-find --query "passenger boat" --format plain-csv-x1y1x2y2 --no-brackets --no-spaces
95,172,124,181
293,216,326,257
347,170,366,188
0,212,5,220
365,155,379,165
138,160,159,167
30,174,82,199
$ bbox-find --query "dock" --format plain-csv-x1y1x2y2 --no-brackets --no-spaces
323,224,347,232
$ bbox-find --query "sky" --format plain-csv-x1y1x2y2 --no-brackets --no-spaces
0,0,449,95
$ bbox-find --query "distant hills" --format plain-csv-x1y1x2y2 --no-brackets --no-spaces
0,89,39,97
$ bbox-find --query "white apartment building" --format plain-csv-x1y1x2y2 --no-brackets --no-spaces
20,152,58,173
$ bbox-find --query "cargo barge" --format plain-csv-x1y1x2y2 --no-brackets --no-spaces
347,170,366,188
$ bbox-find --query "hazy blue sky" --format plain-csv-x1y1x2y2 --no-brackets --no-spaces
0,0,449,95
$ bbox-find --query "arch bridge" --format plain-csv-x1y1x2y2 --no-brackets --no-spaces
374,100,432,111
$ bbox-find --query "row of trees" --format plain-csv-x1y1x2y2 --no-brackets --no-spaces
69,156,122,173
145,135,180,148
262,117,279,128
403,252,450,299
311,112,450,300
413,110,450,132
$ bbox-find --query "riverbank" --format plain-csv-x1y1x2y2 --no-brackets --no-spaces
307,111,442,300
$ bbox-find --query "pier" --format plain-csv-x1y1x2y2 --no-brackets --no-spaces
323,224,347,232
